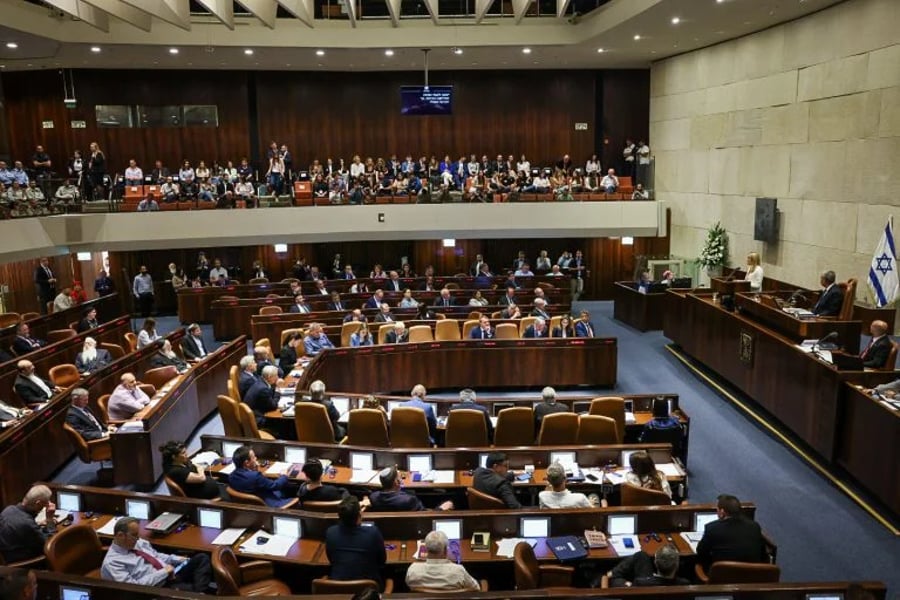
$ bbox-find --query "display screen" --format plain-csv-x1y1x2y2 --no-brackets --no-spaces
400,86,453,116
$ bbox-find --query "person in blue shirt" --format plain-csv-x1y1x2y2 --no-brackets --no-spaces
227,445,293,507
303,323,334,356
325,496,386,588
400,384,437,443
350,324,374,347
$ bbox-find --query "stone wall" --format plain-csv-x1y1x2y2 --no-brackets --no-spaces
650,0,900,296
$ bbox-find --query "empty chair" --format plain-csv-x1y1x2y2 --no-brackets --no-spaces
576,415,619,445
467,311,482,321
20,312,40,321
217,394,243,437
101,342,125,360
44,524,105,577
589,397,625,443
513,541,574,590
96,393,121,425
701,561,781,584
460,319,479,339
445,409,488,447
237,402,275,440
228,365,241,400
312,578,394,595
211,546,291,596
0,313,21,328
389,407,431,447
259,305,283,315
294,402,336,443
301,500,343,512
407,325,433,343
49,364,79,387
434,319,461,341
466,487,505,509
123,332,138,353
346,408,389,447
536,412,579,445
142,365,178,390
620,482,672,506
518,316,537,337
46,329,76,343
494,407,535,446
495,323,519,339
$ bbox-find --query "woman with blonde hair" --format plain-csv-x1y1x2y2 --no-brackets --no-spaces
744,252,764,292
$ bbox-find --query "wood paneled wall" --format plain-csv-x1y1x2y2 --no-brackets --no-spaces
0,255,81,314
1,68,648,175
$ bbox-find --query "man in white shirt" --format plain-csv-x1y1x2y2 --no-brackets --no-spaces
208,259,228,282
539,463,596,509
623,138,636,178
124,160,144,186
54,179,80,205
636,140,651,187
632,183,649,200
405,530,480,591
601,168,619,193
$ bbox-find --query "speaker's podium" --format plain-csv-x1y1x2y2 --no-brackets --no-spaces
711,277,751,295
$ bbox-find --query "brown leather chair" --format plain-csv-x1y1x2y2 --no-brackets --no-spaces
228,365,241,400
445,409,488,447
265,293,281,299
96,393,122,426
838,278,857,321
466,487,505,509
312,577,394,594
589,397,625,442
217,394,244,437
697,561,781,584
536,412,579,445
44,524,105,577
225,486,298,508
164,474,187,497
880,341,898,371
461,319,479,339
143,365,178,390
495,323,518,339
576,415,619,445
341,321,363,347
47,329,76,343
620,482,671,506
21,312,40,321
259,305,283,315
237,402,276,440
407,325,433,343
123,332,138,353
280,327,304,348
494,407,535,446
62,422,112,463
467,311,482,320
389,407,431,447
434,319,461,341
248,277,270,284
377,323,395,345
49,364,80,387
101,342,125,360
211,546,291,596
0,313,21,328
294,402,337,443
347,408,389,447
256,338,273,360
300,500,343,512
549,315,562,333
513,540,574,589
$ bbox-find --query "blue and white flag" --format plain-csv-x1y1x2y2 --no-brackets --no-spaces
868,216,898,307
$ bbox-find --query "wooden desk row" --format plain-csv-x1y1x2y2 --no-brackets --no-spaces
180,276,570,324
611,282,696,332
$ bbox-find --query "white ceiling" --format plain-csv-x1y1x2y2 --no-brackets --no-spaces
0,0,845,71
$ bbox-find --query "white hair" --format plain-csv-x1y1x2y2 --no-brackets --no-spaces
261,365,278,379
424,530,449,556
81,337,97,361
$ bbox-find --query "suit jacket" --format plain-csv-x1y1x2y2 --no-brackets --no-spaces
813,285,844,316
448,401,494,439
13,374,54,405
498,295,516,306
66,405,106,441
238,371,258,400
472,467,521,508
400,398,437,441
533,402,568,431
696,517,767,570
12,336,45,356
149,352,187,371
552,327,574,338
531,308,550,320
243,379,278,426
34,265,56,300
228,468,290,507
75,349,113,374
385,331,408,344
76,318,99,333
433,296,455,307
288,303,312,314
474,274,493,288
861,335,893,368
325,523,386,585
328,301,345,312
374,312,395,323
523,325,547,338
385,280,402,292
364,296,382,309
180,335,207,361
469,327,494,339
574,321,596,338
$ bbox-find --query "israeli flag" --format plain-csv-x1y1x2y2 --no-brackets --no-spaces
868,216,899,307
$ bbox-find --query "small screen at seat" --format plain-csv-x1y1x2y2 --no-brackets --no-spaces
621,450,637,467
433,519,462,540
284,446,306,464
520,517,550,538
125,499,150,520
197,508,223,529
350,452,374,471
222,441,242,459
408,454,432,473
694,512,718,532
57,491,81,512
387,401,402,416
550,452,576,470
608,514,636,536
273,516,301,539
479,453,489,468
60,586,91,600
331,397,350,415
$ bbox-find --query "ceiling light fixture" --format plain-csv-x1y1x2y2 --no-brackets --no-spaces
6,42,18,49
522,47,532,54
671,16,680,24
169,48,179,55
90,46,101,53
633,34,641,40
452,47,463,55
597,47,605,53
244,49,254,55
316,49,325,56
384,49,394,56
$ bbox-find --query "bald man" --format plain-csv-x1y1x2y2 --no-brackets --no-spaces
860,320,894,369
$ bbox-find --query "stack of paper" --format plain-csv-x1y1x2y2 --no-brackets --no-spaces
218,463,236,475
96,516,123,535
496,538,534,558
425,470,455,484
117,421,144,432
265,462,292,475
609,535,640,557
349,469,378,483
657,463,682,477
191,451,220,467
682,531,702,552
212,528,245,545
239,530,297,557
605,470,627,485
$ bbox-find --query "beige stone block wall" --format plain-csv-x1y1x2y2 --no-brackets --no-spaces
651,0,900,291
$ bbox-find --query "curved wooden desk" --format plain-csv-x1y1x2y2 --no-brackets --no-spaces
298,338,617,393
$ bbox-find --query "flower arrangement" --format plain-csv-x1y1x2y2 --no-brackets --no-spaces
698,222,729,268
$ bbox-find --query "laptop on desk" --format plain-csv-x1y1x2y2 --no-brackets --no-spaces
831,352,864,371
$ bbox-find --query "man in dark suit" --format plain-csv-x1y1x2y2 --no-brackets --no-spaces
328,291,345,312
237,355,259,400
11,324,46,356
606,545,690,587
76,307,100,333
498,287,517,306
33,257,57,314
13,360,60,407
384,322,408,343
227,445,293,507
530,299,550,320
373,304,395,323
180,324,208,361
288,293,312,314
342,309,367,324
533,386,568,431
449,388,494,441
472,452,521,508
523,318,548,338
474,263,494,288
368,466,452,511
574,310,596,338
325,496,387,588
433,288,454,307
696,494,768,570
860,320,893,368
364,290,385,309
66,387,114,440
75,337,113,375
469,316,494,339
242,365,279,429
812,270,845,316
500,303,521,319
385,271,403,292
470,254,486,277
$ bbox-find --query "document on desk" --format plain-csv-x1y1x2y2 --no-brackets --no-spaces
211,528,245,546
609,535,640,557
496,538,535,558
682,531,702,552
657,463,682,477
422,470,455,484
218,463,236,475
96,516,123,535
349,469,379,483
191,451,220,467
265,462,292,475
605,469,627,485
239,530,297,557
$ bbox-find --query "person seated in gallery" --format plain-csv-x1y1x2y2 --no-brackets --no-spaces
600,168,619,193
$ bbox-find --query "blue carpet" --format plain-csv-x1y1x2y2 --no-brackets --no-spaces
52,304,900,592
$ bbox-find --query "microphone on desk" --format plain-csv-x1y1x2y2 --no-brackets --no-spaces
789,289,807,306
812,331,839,353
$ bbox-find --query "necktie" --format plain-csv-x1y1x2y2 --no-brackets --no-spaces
133,548,164,570
861,338,875,359
82,407,102,431
44,266,52,278
586,324,593,337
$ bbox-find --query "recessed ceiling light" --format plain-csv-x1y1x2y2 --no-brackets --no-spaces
6,42,18,49
90,46,101,53
169,48,179,55
522,47,532,54
316,49,325,56
244,48,254,55
384,49,394,56
453,47,463,55
596,47,605,53
633,34,641,40
671,16,680,24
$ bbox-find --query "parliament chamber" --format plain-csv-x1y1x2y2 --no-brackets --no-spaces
0,0,897,597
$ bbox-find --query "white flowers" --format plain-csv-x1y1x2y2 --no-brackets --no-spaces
699,222,729,268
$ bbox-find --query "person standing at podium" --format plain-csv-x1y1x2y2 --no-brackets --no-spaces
744,252,764,292
812,270,844,316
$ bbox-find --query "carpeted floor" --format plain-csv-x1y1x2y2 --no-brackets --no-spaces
52,304,900,593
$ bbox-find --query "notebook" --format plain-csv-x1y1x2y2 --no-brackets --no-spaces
546,536,588,561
